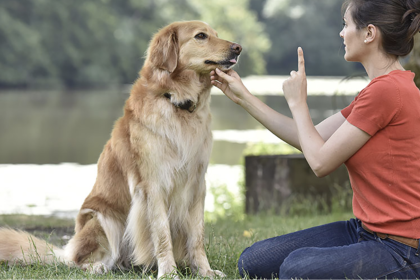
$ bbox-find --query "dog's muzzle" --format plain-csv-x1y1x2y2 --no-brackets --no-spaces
164,93,197,113
204,43,242,69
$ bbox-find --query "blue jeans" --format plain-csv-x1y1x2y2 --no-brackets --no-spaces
238,219,420,279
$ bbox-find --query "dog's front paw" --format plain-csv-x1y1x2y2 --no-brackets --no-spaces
157,271,180,280
81,262,110,274
200,269,226,278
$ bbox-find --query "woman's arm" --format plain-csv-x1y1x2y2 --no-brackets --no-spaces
210,69,348,152
282,48,371,177
290,102,370,176
230,87,301,149
211,68,301,148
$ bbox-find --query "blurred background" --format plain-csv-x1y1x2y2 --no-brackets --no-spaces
1,0,419,218
0,0,362,164
1,0,361,90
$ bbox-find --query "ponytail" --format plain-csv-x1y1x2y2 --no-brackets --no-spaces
404,0,420,40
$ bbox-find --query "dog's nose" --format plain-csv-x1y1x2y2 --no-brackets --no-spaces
231,43,242,55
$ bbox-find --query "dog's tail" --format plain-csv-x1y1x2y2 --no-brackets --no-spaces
0,228,67,265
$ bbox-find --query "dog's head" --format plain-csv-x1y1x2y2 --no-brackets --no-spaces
147,21,242,74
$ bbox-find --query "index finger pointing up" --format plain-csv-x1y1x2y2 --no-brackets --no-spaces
297,47,305,74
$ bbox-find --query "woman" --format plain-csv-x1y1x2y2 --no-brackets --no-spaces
210,0,420,278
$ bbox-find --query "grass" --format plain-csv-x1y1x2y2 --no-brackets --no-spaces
0,212,354,279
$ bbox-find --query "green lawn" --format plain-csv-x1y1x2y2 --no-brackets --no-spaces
0,212,354,279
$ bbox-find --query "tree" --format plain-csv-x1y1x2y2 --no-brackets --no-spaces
251,0,364,76
405,36,420,87
0,0,270,88
0,1,56,87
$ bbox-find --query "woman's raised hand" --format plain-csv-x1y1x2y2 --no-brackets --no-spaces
282,47,308,108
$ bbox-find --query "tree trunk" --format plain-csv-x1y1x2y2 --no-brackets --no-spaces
245,154,350,214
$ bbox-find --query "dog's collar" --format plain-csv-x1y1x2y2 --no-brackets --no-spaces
164,93,197,113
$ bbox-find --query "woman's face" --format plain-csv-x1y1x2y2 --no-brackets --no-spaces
339,6,366,62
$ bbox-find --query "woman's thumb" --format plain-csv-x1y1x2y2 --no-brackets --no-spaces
216,68,231,81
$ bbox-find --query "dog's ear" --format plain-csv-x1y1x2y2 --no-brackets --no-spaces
148,26,179,73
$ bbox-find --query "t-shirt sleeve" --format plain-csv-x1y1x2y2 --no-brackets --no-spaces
341,78,401,136
341,99,355,119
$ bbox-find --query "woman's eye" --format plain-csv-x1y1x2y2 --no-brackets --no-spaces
195,33,207,40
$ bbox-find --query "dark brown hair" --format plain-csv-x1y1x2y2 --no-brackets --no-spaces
342,0,420,57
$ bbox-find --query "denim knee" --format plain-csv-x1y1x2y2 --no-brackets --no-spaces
279,247,309,279
237,247,250,278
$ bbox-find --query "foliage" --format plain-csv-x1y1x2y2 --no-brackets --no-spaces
205,182,245,223
0,0,171,88
254,0,363,76
405,36,420,87
0,0,269,88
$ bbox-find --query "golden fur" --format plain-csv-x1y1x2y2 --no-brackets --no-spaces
0,21,241,278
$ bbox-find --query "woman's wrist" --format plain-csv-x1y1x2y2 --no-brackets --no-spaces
288,100,308,113
235,88,252,107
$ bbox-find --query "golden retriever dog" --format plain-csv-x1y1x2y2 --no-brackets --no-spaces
0,21,241,278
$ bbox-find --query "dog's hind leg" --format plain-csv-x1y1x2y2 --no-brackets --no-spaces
65,211,114,274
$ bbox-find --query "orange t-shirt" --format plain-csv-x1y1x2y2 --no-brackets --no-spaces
341,70,420,239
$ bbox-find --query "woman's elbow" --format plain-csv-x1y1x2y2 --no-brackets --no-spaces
313,170,329,178
311,163,333,178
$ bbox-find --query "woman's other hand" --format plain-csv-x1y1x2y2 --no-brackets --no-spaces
210,68,249,104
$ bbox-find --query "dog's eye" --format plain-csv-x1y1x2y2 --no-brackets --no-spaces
195,33,208,40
